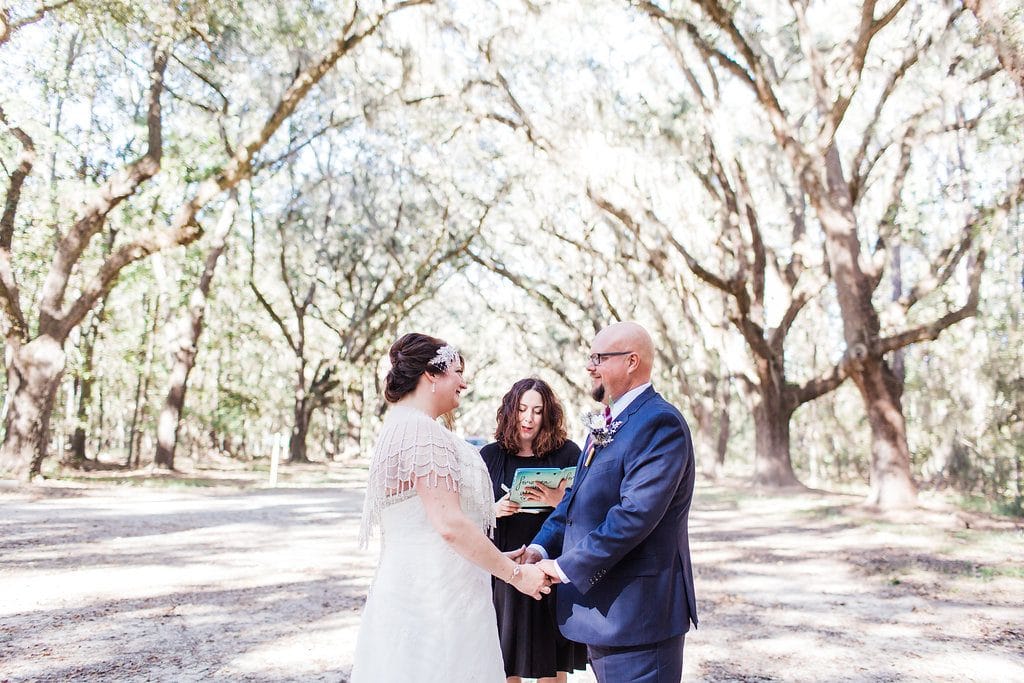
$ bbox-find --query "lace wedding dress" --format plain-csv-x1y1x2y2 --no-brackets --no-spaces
352,405,505,682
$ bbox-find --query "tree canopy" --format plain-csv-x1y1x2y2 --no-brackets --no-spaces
1,0,1021,512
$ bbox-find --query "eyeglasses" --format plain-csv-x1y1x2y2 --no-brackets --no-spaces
587,351,634,366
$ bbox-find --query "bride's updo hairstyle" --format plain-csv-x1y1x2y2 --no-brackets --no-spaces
384,333,463,403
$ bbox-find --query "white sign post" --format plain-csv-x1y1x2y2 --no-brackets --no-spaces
269,433,282,488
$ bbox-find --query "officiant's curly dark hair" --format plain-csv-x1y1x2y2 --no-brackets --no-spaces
494,378,568,455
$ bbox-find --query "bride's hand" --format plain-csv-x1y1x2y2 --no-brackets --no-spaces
511,563,552,600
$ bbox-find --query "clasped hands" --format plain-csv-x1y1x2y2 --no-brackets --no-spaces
503,546,562,601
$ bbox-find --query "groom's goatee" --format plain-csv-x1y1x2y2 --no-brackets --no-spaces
592,385,605,402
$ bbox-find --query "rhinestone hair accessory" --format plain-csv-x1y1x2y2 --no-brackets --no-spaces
428,344,460,371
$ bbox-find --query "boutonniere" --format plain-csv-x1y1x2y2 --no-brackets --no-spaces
582,411,622,447
581,410,623,465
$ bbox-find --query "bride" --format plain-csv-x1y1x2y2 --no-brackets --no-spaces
352,333,551,682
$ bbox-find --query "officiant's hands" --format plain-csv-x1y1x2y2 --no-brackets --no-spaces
511,563,554,600
522,479,568,507
494,493,521,518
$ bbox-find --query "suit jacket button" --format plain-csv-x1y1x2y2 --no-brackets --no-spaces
567,518,573,526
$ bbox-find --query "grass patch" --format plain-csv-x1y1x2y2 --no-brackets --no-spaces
797,504,849,520
51,474,254,489
973,564,1024,581
694,486,743,511
958,494,1024,519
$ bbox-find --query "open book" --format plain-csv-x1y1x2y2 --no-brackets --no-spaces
508,467,577,508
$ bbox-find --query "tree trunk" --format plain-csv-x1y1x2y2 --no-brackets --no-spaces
154,195,236,470
752,405,797,486
751,367,800,487
855,358,917,507
0,335,66,479
343,381,364,460
692,397,719,478
153,350,193,469
68,315,101,465
289,402,311,463
745,350,802,487
68,354,94,464
289,361,311,463
96,375,107,453
817,145,917,507
287,361,338,463
55,374,72,464
890,245,905,386
127,296,158,469
715,386,731,473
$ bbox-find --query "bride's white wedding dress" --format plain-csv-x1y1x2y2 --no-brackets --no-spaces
352,405,505,682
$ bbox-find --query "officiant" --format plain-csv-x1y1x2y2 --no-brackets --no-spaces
481,378,588,683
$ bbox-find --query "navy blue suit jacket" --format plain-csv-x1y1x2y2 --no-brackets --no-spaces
533,386,698,647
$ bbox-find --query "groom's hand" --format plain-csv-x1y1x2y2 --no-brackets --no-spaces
521,547,544,565
535,559,563,584
513,564,554,600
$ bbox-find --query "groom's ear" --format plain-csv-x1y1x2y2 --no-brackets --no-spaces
626,353,640,373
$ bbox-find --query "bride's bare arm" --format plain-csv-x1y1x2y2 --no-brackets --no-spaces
415,476,550,600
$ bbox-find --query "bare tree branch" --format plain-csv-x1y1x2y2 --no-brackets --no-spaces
900,176,1024,310
878,176,1023,354
856,104,982,206
819,0,910,149
688,0,805,164
852,73,914,201
40,38,170,336
636,1,757,90
468,248,581,333
769,271,829,352
57,2,433,339
894,233,971,312
793,361,848,405
963,0,1024,94
0,104,33,339
790,0,835,117
875,265,982,355
734,163,766,311
480,40,551,151
0,0,73,47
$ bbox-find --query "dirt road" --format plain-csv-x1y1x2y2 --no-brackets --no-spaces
1,473,1021,681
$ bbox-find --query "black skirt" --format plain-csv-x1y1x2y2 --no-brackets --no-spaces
481,441,589,678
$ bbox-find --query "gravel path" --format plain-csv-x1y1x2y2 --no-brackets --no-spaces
1,474,1021,682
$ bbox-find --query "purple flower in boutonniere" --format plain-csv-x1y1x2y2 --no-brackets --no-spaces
581,410,622,449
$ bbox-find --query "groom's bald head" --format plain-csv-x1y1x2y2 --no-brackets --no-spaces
598,321,654,376
589,322,655,402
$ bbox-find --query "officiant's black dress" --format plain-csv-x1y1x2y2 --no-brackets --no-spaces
481,441,589,679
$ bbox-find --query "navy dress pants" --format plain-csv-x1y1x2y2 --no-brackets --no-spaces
587,634,685,683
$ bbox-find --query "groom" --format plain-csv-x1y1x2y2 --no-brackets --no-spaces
524,321,698,682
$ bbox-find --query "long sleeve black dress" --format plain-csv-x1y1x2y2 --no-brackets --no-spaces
481,440,589,679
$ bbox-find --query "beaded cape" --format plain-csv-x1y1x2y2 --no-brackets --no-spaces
358,404,495,547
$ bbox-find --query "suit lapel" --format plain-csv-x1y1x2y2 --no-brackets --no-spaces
617,385,657,425
566,386,659,505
